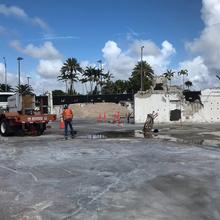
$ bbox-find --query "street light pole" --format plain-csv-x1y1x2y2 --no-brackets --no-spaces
3,57,7,92
140,46,144,91
17,57,23,93
27,76,31,86
97,59,102,94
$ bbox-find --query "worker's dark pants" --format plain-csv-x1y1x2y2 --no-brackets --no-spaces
64,119,74,137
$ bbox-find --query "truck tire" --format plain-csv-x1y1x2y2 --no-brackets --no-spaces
36,123,46,135
0,119,11,136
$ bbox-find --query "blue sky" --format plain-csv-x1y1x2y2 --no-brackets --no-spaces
0,0,219,94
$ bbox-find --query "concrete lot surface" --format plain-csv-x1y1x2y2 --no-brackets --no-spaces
0,120,220,219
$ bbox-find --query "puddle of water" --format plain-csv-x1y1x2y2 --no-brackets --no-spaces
86,130,136,139
56,130,147,140
57,129,220,148
81,130,159,139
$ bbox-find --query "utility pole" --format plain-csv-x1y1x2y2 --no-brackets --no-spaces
140,46,144,91
3,57,7,92
17,57,23,93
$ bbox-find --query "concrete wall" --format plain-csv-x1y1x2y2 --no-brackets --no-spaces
135,92,181,123
189,89,220,123
134,88,220,124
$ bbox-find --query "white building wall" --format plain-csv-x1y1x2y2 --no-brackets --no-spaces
135,88,220,124
190,89,220,123
135,92,181,123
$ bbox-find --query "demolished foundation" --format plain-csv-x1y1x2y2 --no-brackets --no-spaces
134,76,220,123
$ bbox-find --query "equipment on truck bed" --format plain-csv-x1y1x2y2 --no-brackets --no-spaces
0,93,56,136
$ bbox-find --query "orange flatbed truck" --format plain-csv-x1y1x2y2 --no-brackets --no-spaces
0,93,56,136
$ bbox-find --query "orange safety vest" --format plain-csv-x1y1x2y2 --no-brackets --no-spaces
62,108,73,120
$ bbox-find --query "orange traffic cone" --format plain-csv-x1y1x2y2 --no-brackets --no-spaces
103,112,107,123
113,112,117,123
113,112,120,123
60,117,65,129
117,112,120,123
97,113,102,122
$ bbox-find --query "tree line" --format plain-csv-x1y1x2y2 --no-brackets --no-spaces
163,69,193,90
0,57,193,95
55,57,154,96
55,57,193,96
0,83,34,95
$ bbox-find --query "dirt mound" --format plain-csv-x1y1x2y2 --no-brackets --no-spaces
70,103,129,120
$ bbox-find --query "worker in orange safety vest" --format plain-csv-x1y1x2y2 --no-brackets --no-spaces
62,104,74,139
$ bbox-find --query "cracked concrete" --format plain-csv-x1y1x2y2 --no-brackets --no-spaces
0,119,220,219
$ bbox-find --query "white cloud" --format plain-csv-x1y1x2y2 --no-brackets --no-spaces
178,56,215,89
32,77,66,95
9,39,65,87
102,41,122,57
41,35,79,41
143,40,176,74
130,40,161,56
0,61,66,95
102,40,176,80
10,40,62,59
0,4,27,17
0,62,26,88
32,75,85,95
185,0,220,85
0,63,4,81
37,59,63,79
102,41,136,79
32,17,49,30
80,60,97,69
0,63,13,85
201,0,220,26
0,4,49,30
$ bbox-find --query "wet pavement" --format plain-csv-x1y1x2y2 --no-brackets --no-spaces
1,119,220,219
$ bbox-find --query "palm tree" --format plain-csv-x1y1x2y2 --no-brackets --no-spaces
101,72,114,95
80,77,89,94
0,83,14,92
97,69,114,94
58,58,82,95
114,80,128,94
136,61,154,80
178,69,188,90
104,71,114,82
185,80,193,90
15,84,34,95
102,80,115,94
98,70,106,94
129,61,154,92
163,69,175,88
81,66,100,94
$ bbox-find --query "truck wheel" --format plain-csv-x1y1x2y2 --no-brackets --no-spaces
0,119,11,136
36,123,46,135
